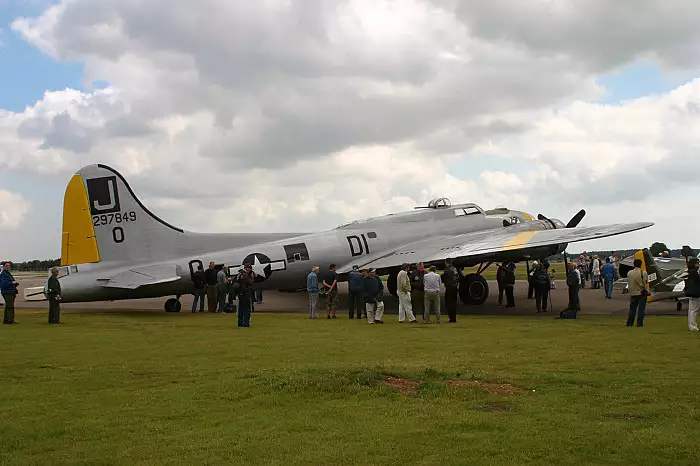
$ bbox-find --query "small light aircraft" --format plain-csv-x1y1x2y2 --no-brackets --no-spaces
46,164,653,312
620,247,697,311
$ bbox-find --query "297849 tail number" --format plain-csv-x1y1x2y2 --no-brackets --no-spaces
92,211,137,227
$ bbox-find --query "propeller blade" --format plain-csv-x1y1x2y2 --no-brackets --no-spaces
566,209,586,228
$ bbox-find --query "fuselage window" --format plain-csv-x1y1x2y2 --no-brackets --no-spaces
464,207,481,215
367,232,377,239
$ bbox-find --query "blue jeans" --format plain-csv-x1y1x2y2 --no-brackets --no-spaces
238,293,252,327
604,278,614,298
627,295,647,327
192,291,205,312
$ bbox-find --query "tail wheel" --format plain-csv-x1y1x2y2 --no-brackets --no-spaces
677,300,683,312
165,298,181,313
459,274,489,305
387,270,398,298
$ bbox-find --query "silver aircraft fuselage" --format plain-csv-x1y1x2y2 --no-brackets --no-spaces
56,205,549,302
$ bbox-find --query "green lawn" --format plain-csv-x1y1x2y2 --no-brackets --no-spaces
1,311,698,465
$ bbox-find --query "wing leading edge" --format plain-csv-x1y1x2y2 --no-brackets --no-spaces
336,222,654,273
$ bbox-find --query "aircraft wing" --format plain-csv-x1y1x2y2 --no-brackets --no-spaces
98,264,182,289
336,222,653,273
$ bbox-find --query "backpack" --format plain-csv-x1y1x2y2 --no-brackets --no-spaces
560,309,577,319
222,302,236,313
566,270,579,287
535,271,549,288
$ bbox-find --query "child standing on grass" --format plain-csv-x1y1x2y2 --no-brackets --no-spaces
549,268,556,290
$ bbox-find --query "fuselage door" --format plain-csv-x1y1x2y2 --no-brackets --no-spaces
188,259,203,281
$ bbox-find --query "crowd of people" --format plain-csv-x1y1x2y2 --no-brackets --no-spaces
3,251,700,332
306,260,462,324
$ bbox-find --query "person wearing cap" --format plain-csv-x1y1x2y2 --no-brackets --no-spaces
423,265,442,323
684,257,700,331
397,263,416,323
347,265,363,319
236,263,255,327
362,268,385,324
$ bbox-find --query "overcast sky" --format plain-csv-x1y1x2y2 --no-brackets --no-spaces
1,0,700,261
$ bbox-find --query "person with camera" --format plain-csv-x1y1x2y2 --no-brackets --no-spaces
626,258,648,327
1,262,19,325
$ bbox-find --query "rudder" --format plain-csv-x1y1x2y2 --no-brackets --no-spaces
61,164,185,265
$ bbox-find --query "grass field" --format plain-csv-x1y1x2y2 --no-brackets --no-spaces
1,311,698,465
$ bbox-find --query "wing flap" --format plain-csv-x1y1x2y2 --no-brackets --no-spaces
99,264,182,289
337,222,653,273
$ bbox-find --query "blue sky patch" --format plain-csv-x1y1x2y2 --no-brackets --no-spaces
0,0,85,112
597,60,698,104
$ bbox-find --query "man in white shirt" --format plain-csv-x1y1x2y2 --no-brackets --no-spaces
423,266,442,323
397,263,417,323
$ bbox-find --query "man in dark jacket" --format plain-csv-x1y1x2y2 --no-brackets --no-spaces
496,264,505,305
532,262,550,312
685,257,700,332
442,259,460,322
191,265,206,312
410,262,426,318
362,268,384,324
236,263,255,327
1,262,19,325
503,262,516,308
204,261,218,312
347,265,363,319
46,267,62,324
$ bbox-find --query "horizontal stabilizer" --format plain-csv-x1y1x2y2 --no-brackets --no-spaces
24,286,48,301
99,264,182,289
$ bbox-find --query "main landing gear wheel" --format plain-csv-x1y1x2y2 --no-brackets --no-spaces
387,270,398,298
459,274,489,305
165,297,181,313
677,300,683,312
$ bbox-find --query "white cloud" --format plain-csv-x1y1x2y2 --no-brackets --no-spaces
0,190,30,230
2,0,700,259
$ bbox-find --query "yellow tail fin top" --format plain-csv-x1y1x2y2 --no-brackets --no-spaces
60,174,101,266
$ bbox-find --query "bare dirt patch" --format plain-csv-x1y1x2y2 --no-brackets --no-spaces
447,380,529,396
475,404,513,412
381,376,421,395
602,413,647,421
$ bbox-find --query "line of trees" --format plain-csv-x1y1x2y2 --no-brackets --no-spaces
0,259,61,271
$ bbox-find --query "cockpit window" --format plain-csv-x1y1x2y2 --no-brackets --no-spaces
454,206,482,217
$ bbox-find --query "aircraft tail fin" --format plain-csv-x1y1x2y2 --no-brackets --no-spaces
635,248,662,287
61,164,185,265
633,248,661,302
